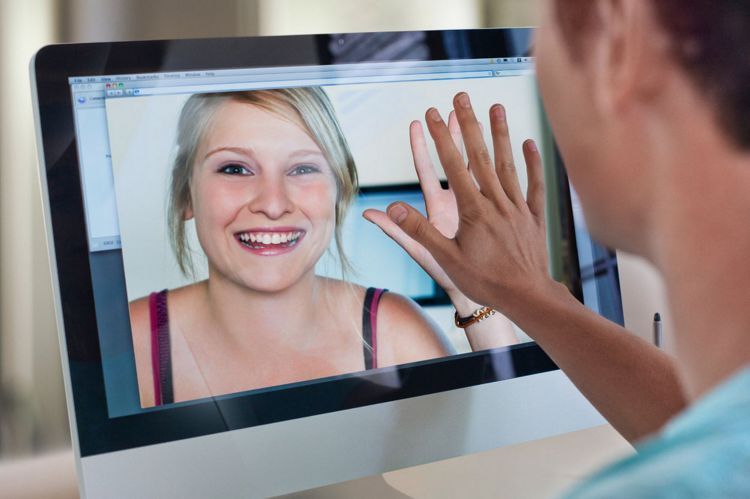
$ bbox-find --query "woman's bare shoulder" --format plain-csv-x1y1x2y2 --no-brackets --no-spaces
315,278,451,363
129,295,150,322
129,294,155,408
376,291,432,334
374,291,452,366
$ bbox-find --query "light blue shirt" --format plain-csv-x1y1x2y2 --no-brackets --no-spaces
562,366,750,498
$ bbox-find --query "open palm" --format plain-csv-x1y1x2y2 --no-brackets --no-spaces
363,112,466,297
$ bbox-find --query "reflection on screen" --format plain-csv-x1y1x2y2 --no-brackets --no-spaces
317,187,441,303
79,58,551,414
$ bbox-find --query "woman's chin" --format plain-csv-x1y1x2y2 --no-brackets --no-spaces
208,259,319,294
234,270,310,294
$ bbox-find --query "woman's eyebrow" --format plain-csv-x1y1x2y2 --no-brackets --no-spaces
203,146,254,161
202,147,323,161
288,149,325,158
202,146,255,161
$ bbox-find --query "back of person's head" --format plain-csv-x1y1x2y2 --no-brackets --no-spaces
555,0,750,150
541,0,750,255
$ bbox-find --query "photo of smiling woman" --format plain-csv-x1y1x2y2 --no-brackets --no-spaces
127,87,517,407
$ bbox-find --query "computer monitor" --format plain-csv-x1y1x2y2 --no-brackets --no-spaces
31,29,623,497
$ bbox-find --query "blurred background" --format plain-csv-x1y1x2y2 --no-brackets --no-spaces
0,0,540,461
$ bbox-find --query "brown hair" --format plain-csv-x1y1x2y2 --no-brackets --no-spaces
555,0,750,149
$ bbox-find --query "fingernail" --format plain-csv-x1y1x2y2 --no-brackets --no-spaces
428,108,443,123
457,93,471,109
492,104,506,121
388,204,408,224
526,139,537,152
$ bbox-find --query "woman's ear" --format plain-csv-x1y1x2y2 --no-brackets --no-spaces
594,0,672,113
184,201,194,220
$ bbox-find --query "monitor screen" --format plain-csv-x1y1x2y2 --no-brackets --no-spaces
34,30,622,478
93,57,547,413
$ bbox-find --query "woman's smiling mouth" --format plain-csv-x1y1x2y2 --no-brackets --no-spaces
234,229,306,255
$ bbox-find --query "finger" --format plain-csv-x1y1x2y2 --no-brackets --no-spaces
452,93,505,203
448,111,476,191
490,104,526,207
523,139,546,220
409,120,443,203
362,209,432,270
448,110,485,152
424,107,481,209
447,111,464,159
384,202,456,263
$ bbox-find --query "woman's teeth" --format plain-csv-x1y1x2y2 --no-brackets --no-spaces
238,231,302,248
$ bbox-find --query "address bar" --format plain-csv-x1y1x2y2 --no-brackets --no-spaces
134,71,494,96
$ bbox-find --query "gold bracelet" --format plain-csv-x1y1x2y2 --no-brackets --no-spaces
454,306,496,329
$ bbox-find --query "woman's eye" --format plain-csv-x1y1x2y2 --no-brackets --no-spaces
290,165,319,176
219,164,251,175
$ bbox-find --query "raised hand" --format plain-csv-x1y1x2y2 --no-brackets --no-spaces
376,92,555,321
363,111,466,300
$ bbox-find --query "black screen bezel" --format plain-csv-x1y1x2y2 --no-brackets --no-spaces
35,29,590,457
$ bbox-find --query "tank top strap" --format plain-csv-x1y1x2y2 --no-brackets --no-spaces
149,289,173,406
362,287,387,370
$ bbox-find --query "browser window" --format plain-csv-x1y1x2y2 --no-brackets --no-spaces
69,57,534,252
69,56,548,416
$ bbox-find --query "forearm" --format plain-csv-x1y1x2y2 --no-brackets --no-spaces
504,281,687,444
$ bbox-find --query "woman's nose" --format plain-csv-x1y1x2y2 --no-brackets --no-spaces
246,176,294,219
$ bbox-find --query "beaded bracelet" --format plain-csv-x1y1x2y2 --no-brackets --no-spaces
453,306,496,329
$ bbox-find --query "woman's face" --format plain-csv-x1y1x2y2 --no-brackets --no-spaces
187,100,338,292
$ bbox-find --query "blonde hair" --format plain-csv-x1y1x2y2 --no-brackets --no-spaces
168,88,358,278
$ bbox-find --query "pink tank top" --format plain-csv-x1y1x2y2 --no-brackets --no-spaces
149,287,387,406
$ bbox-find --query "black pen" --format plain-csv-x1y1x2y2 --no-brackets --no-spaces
653,312,663,348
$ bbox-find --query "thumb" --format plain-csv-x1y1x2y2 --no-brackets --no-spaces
386,202,452,259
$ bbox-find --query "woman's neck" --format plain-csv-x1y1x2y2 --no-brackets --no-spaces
199,269,328,352
651,137,750,401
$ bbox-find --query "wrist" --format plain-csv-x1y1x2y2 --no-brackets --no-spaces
448,292,482,317
501,278,581,331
